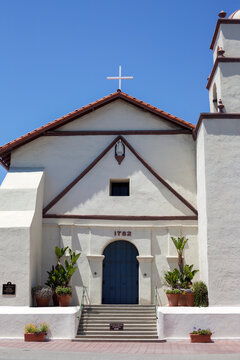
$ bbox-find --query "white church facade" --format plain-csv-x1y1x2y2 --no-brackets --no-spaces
1,9,240,317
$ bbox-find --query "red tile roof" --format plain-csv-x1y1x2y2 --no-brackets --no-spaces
0,91,195,169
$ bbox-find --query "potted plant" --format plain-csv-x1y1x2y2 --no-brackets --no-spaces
32,286,52,307
165,289,181,306
190,327,212,343
45,246,68,306
24,322,49,342
164,268,180,306
46,246,80,306
56,286,72,306
171,236,188,275
179,265,199,307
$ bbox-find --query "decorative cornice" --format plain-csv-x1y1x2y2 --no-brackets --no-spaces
43,135,198,216
194,113,240,139
43,214,198,221
210,19,240,50
207,57,240,90
87,255,105,261
137,255,154,263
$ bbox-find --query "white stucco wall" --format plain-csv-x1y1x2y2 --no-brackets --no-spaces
0,306,79,339
58,99,181,131
210,23,240,113
49,145,194,216
196,124,209,285
41,220,198,306
0,169,45,306
4,100,197,307
197,117,240,306
213,24,240,60
158,307,240,340
10,101,197,210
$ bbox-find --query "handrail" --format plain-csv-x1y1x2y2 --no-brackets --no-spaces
77,286,87,319
154,286,158,319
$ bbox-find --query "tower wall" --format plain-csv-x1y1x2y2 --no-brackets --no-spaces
197,116,240,305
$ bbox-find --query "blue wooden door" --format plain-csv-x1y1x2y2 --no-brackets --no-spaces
102,241,139,304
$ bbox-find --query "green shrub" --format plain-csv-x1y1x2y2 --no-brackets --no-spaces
164,268,180,289
166,289,181,294
56,286,72,296
193,281,209,307
191,327,211,335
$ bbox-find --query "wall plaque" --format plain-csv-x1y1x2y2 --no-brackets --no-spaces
2,282,16,295
110,323,124,331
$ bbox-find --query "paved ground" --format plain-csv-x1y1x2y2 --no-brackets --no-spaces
0,339,240,360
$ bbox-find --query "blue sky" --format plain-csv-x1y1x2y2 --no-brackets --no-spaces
0,0,239,183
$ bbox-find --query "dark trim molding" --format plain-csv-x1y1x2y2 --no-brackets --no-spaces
43,136,121,214
194,113,240,139
43,214,198,221
207,57,240,90
43,135,198,216
44,130,192,136
121,136,198,215
210,19,240,50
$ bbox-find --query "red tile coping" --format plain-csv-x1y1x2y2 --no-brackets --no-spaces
0,91,195,169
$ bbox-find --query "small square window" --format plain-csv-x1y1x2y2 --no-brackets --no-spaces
110,179,130,196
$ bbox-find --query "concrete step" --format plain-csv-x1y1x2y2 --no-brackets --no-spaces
72,338,163,342
80,316,156,324
84,304,155,309
77,305,158,341
76,334,159,339
79,324,157,330
81,317,156,321
78,330,157,335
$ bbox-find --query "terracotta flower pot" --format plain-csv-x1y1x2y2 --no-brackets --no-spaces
166,293,179,306
58,294,71,306
52,291,59,306
24,333,46,342
178,293,187,306
190,333,212,343
186,292,194,307
35,296,51,307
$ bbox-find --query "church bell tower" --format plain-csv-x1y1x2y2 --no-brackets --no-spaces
196,9,240,306
207,10,240,113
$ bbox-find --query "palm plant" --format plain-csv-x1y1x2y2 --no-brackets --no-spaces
164,268,180,289
179,264,199,289
171,236,188,275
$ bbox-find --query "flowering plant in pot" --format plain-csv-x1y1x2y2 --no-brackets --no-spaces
56,286,72,306
190,327,212,343
32,286,52,307
24,322,49,342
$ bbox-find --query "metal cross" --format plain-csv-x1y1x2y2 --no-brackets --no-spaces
107,65,133,91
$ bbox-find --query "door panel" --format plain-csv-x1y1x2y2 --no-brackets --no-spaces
102,240,139,304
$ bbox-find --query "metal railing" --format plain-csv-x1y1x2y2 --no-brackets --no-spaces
154,286,158,319
77,285,87,319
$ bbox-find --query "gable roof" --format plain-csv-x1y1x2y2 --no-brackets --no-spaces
0,90,195,170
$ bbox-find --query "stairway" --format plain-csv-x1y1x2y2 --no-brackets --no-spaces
75,304,159,341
